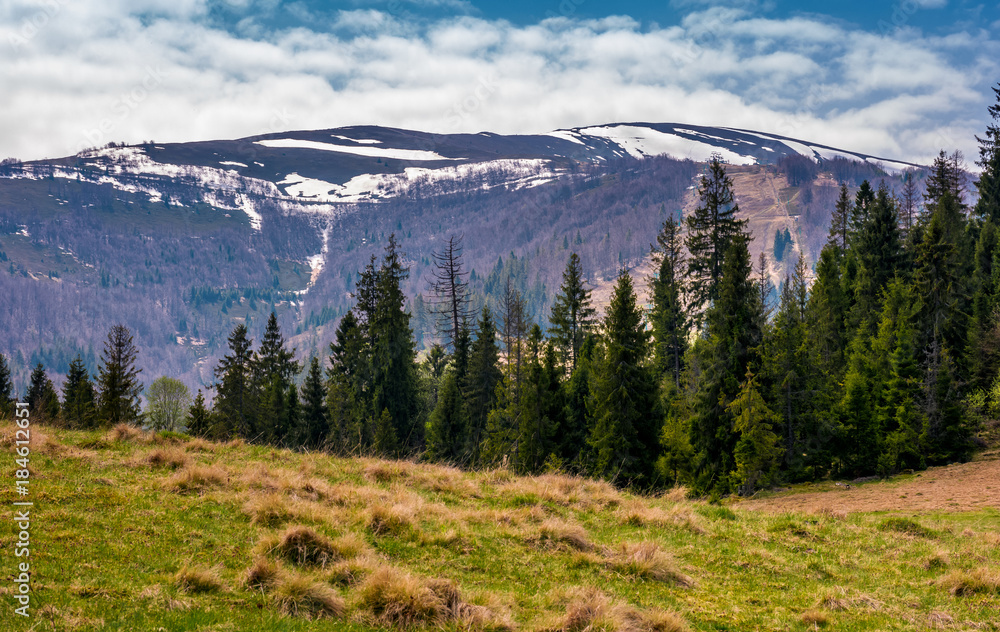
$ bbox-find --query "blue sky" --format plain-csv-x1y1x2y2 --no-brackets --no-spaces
2,0,999,164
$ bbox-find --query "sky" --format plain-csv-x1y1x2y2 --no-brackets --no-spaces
2,0,999,165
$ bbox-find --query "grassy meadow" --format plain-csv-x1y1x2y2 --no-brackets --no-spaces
1,422,998,631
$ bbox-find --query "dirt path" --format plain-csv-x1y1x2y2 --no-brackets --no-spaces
741,457,1000,514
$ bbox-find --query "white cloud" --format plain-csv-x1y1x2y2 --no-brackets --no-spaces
0,2,996,167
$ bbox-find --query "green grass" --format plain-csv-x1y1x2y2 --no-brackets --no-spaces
1,423,999,631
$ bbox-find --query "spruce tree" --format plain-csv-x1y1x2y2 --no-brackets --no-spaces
852,182,903,333
727,369,782,496
97,324,143,427
975,83,1000,223
464,307,502,464
255,312,299,385
61,354,97,428
426,372,464,462
587,270,659,486
368,234,420,449
915,191,969,359
548,253,596,374
517,326,560,474
327,311,367,453
0,353,13,419
431,234,472,351
186,389,211,437
649,216,688,386
967,221,1000,390
691,233,758,494
298,356,328,449
213,324,257,439
27,363,60,423
828,183,851,251
561,335,595,468
285,382,300,448
685,158,748,324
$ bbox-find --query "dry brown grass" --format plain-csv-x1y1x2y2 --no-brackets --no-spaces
938,568,1000,596
270,526,340,568
546,586,688,632
271,573,345,619
137,584,191,611
615,500,705,534
356,566,449,627
108,423,149,443
924,551,950,571
146,447,189,469
499,474,622,510
185,437,215,452
326,555,381,588
164,464,227,493
244,557,281,591
367,503,417,536
537,519,593,552
800,609,828,627
606,542,693,587
243,493,291,526
173,564,224,594
816,589,883,612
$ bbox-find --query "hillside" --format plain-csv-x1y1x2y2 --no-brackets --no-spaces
0,123,921,393
2,421,998,632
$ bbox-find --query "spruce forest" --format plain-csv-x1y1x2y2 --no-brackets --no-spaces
6,90,1000,499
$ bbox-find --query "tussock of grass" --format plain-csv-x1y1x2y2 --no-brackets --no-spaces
271,573,345,619
367,504,416,536
243,493,293,526
547,587,688,632
616,501,705,534
538,519,593,551
273,526,339,568
816,590,883,612
800,609,828,626
357,566,449,627
500,474,621,510
695,505,736,521
173,564,224,594
326,555,381,588
165,464,226,493
185,437,214,452
606,542,693,587
146,447,189,469
244,557,281,591
938,569,1000,596
878,517,937,538
108,423,148,443
924,552,950,571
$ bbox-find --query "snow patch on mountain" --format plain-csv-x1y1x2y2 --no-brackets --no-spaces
255,138,460,162
576,125,757,165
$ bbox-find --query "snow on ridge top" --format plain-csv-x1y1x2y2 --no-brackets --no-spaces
578,125,756,166
219,160,248,168
330,134,381,145
545,130,586,146
255,138,460,162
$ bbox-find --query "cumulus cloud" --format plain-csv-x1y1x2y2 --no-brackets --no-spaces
0,1,995,166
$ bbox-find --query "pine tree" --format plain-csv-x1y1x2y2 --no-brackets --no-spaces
691,233,759,494
838,337,881,476
61,354,97,428
423,343,449,411
806,244,848,378
727,370,782,496
587,270,660,486
649,216,688,386
298,356,328,449
186,390,211,437
924,150,966,209
685,158,748,324
915,191,969,359
213,324,257,439
967,221,1000,390
285,382,300,447
254,312,298,443
261,374,289,444
0,353,13,419
561,335,595,468
464,307,502,465
851,180,875,240
548,253,596,374
97,324,143,427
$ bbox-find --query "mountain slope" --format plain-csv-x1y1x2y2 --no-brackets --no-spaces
0,123,921,390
